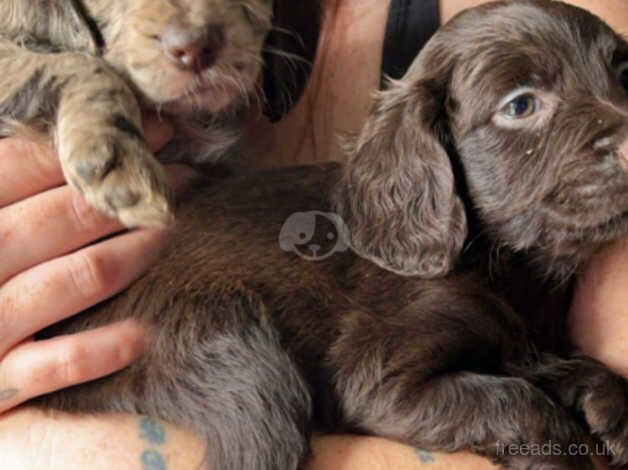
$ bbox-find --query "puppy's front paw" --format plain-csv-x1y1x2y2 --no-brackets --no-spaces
59,126,173,228
581,375,628,467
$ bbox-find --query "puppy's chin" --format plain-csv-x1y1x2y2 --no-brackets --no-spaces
125,53,261,116
161,84,253,116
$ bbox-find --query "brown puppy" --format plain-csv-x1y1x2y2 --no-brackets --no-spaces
31,1,628,469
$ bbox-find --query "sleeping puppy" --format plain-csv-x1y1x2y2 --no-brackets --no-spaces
31,1,628,469
0,0,276,227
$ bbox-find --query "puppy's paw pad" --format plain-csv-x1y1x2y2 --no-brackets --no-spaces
105,187,141,209
61,134,173,228
72,153,116,184
106,187,173,228
93,158,173,228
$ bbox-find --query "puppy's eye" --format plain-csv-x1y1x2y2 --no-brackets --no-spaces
618,62,628,90
501,93,538,119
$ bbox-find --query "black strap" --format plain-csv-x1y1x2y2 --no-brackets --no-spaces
381,0,440,86
262,1,322,123
263,0,440,121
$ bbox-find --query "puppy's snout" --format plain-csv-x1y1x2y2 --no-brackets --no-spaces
161,23,224,72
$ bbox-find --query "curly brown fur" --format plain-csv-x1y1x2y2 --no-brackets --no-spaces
0,0,274,226
27,1,628,470
337,0,628,282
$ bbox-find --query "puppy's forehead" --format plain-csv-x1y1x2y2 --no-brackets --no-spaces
449,1,621,94
457,1,616,48
130,0,270,16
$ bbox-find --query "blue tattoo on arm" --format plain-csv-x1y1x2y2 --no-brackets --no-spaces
0,388,19,401
415,448,436,463
138,416,168,469
141,450,166,470
139,417,167,445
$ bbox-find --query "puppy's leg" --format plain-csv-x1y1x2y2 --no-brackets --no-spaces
0,39,171,227
329,296,594,469
509,354,628,466
34,293,312,470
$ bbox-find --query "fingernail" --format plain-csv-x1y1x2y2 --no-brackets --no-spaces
116,319,148,363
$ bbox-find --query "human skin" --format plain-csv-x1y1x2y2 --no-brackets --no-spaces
0,0,626,469
570,238,628,378
0,117,201,415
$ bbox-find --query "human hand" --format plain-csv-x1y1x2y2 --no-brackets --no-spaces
570,237,628,378
0,116,195,413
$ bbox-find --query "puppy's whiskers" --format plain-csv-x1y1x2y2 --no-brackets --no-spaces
267,25,305,48
261,46,311,68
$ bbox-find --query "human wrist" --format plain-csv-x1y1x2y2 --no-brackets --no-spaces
0,407,204,470
307,435,497,470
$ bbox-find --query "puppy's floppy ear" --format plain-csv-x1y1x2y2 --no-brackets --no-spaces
62,0,103,52
334,72,467,278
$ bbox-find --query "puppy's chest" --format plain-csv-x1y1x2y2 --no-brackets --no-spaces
480,260,574,352
501,274,573,352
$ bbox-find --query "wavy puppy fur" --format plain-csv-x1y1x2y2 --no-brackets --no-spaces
0,0,273,227
31,1,628,470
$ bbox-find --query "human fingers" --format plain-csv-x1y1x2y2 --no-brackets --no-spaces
0,228,166,357
0,117,173,209
0,138,63,208
0,163,195,285
0,319,145,413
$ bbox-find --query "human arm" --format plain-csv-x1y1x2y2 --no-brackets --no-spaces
0,407,496,470
1,1,626,469
0,116,195,414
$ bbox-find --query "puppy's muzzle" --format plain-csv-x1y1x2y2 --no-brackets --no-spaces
161,22,225,73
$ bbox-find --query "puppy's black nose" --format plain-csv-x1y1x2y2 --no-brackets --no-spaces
161,24,224,72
